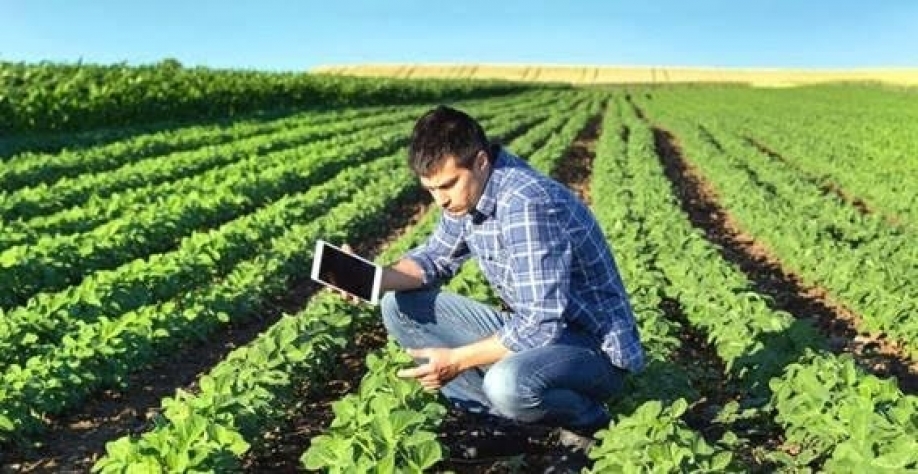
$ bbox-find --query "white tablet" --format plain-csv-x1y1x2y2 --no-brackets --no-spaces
310,240,383,305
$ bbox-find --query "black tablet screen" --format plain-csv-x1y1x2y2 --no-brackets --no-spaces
316,243,376,301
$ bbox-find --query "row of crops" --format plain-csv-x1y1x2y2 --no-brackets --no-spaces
0,60,545,134
1,63,915,472
0,89,587,448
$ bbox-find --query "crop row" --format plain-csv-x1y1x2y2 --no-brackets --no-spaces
1,91,559,252
1,103,399,192
91,94,589,471
0,93,564,365
616,95,918,471
0,94,558,312
0,59,536,133
0,93,567,445
634,94,918,359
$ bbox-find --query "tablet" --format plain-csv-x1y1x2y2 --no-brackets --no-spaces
310,240,383,305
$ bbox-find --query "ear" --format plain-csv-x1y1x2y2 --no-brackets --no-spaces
476,150,488,171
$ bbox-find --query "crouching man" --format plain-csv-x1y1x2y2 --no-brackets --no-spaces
346,105,644,469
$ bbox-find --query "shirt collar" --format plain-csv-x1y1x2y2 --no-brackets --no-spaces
471,145,506,223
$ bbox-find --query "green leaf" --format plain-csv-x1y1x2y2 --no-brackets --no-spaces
213,424,249,455
199,375,215,394
873,449,915,469
302,436,338,470
412,440,444,470
670,398,688,418
0,414,14,432
711,451,733,470
0,251,18,268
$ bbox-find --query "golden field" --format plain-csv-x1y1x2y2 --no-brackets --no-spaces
312,64,918,87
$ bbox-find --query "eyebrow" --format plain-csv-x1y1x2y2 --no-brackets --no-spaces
424,176,458,191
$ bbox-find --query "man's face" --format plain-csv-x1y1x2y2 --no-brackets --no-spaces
419,151,490,217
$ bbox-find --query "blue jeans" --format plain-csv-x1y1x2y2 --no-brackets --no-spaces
380,288,625,430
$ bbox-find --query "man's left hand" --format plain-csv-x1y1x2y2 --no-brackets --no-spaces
397,347,461,392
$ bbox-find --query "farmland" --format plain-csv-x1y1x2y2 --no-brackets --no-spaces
1,61,916,472
313,64,918,87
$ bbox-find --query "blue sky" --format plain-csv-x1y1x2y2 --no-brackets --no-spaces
2,0,917,71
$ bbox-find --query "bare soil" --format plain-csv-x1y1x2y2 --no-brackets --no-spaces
1,189,430,473
645,116,918,395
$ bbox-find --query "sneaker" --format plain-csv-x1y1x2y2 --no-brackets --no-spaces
556,427,599,453
543,417,611,473
444,412,549,463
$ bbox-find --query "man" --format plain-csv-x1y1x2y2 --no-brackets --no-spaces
347,105,644,466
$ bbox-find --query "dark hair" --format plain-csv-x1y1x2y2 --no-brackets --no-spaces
408,105,490,176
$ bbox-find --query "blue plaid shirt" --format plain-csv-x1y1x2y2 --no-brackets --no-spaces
407,148,645,372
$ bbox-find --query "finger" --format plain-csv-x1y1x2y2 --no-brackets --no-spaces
397,367,421,379
405,347,429,359
420,377,440,388
342,243,354,254
420,374,441,386
397,364,433,379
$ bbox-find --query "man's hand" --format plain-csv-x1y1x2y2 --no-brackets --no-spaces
397,347,461,392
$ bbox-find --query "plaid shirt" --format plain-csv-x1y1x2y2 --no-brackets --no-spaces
407,148,645,372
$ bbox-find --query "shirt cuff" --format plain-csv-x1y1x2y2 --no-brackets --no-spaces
405,252,437,288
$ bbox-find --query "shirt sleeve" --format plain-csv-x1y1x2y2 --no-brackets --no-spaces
497,199,571,351
405,211,471,287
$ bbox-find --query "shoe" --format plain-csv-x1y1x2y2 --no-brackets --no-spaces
543,417,611,473
444,412,548,463
556,427,599,453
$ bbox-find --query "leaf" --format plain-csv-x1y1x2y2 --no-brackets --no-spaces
301,436,338,470
213,424,249,455
402,430,437,447
412,439,444,470
0,414,14,433
711,451,733,470
873,449,915,469
670,398,688,418
0,251,18,268
199,375,215,394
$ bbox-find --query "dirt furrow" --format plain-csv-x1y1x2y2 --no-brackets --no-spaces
3,190,430,474
645,119,918,395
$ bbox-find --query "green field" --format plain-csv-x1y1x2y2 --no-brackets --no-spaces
1,61,916,473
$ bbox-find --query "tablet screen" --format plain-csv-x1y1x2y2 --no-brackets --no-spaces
311,240,381,304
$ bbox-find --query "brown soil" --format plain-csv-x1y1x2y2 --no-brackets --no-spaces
241,327,391,473
239,195,432,472
743,136,906,227
646,119,918,394
553,112,602,205
0,190,431,473
0,107,551,474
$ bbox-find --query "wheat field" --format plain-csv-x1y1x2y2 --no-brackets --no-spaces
313,63,918,87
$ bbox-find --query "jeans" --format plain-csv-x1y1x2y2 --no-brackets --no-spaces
380,288,625,430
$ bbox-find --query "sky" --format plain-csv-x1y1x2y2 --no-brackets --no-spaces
2,0,917,72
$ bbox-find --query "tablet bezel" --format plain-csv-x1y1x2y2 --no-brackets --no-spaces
310,240,383,305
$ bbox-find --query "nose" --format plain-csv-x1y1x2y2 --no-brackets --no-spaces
432,190,450,209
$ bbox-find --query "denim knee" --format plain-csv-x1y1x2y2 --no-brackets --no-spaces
482,359,542,423
380,291,409,336
380,290,432,346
